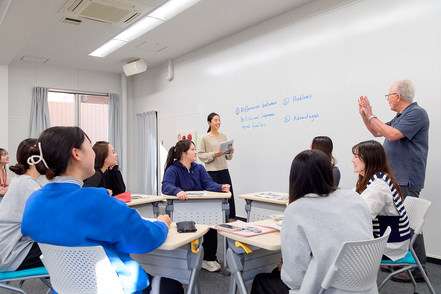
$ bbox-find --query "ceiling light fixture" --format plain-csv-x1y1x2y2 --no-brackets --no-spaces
89,0,200,57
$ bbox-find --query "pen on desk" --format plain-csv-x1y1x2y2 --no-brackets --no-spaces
239,227,262,233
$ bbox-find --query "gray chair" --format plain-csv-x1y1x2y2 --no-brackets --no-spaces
38,243,125,294
378,197,435,294
318,227,391,294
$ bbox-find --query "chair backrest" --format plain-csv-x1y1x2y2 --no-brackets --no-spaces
319,227,391,293
38,243,124,294
403,197,431,234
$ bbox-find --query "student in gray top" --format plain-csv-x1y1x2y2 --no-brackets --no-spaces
0,138,43,272
358,79,429,282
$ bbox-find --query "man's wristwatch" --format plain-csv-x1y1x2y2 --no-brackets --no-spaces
368,115,377,122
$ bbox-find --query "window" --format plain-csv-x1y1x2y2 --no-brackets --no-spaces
48,91,109,144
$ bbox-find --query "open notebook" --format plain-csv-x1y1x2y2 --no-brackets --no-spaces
211,220,278,237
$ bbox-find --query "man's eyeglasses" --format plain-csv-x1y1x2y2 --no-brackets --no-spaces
385,93,398,98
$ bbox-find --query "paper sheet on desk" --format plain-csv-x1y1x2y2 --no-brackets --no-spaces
185,191,208,196
211,220,277,237
131,195,152,200
255,220,283,231
256,192,288,199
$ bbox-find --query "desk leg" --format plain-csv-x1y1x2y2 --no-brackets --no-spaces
222,198,230,270
165,199,174,219
187,238,204,294
244,200,252,222
226,248,247,294
152,201,160,217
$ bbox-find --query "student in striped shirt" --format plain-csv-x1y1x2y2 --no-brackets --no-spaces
352,140,411,261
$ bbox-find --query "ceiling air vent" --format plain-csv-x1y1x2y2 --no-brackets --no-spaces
59,0,155,27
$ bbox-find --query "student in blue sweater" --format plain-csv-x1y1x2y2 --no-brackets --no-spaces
162,139,230,272
21,126,183,294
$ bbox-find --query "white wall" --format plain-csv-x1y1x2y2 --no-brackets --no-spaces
130,0,441,259
0,65,8,150
7,61,123,177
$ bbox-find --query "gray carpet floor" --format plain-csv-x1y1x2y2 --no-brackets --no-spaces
3,236,440,294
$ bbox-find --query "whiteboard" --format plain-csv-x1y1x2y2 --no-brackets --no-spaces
133,0,441,257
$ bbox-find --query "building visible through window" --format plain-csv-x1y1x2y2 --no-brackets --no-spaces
48,91,109,143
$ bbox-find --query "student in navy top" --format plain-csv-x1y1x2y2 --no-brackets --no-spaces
311,136,340,186
162,139,230,272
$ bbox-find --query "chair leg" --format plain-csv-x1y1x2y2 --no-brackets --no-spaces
407,270,416,293
419,270,436,294
378,266,412,290
0,282,28,294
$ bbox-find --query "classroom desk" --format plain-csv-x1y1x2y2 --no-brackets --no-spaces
239,192,288,222
131,222,210,294
164,192,231,225
164,191,231,270
217,219,282,294
127,194,166,218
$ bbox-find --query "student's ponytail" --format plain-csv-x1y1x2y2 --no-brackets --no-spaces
164,140,194,173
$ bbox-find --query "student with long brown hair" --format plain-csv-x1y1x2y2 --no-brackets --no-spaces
84,141,126,196
352,140,411,261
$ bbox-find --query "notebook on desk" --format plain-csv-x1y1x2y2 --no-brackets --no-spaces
212,220,277,237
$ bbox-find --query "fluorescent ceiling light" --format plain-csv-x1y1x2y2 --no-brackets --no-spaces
115,17,163,42
89,39,127,57
150,0,200,20
89,0,200,58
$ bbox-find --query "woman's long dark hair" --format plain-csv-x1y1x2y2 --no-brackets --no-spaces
311,136,336,166
164,139,194,173
36,126,90,180
207,112,220,133
352,140,403,200
9,138,38,175
92,141,110,170
289,150,336,204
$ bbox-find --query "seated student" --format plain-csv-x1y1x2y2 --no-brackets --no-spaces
252,150,375,294
352,140,411,261
0,148,10,202
21,127,183,294
0,139,43,272
311,136,340,186
162,139,230,272
84,141,126,196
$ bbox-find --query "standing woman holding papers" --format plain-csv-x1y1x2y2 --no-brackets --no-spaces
162,139,230,272
198,112,236,218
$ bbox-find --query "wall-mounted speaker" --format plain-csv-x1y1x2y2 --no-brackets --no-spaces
123,59,147,76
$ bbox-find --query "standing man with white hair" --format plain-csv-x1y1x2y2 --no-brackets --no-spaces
358,79,430,283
